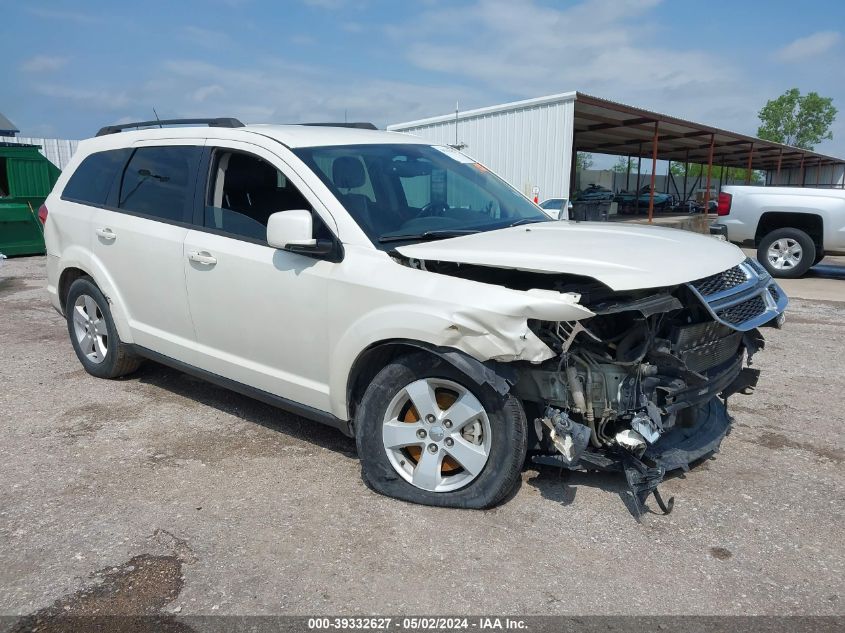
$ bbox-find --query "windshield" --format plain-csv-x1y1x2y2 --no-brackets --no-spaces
293,143,549,247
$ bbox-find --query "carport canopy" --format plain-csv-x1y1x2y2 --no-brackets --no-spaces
573,92,843,174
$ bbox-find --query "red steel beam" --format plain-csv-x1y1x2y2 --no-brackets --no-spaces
648,122,659,223
704,134,715,214
745,142,755,184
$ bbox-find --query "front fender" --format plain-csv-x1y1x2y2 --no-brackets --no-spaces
327,301,587,420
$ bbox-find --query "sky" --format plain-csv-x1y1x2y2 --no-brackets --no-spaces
4,0,845,168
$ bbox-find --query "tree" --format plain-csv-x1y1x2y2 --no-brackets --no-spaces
757,88,837,150
669,163,763,185
575,152,593,171
611,156,635,173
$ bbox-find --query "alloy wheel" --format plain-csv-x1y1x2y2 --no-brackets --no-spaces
382,378,491,493
767,238,802,270
72,294,108,364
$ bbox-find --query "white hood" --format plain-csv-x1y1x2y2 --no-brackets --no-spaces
395,221,746,291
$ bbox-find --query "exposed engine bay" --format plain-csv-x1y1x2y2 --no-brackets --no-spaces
516,257,786,515
400,253,788,516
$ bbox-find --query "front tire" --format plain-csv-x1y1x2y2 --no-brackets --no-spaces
355,353,527,509
757,227,816,278
66,278,141,379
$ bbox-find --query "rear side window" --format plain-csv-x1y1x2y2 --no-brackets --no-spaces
62,149,131,205
118,146,201,223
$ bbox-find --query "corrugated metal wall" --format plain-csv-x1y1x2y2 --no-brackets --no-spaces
389,95,576,200
0,136,79,170
776,163,845,188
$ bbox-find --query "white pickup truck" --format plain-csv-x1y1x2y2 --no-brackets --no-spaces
710,185,845,278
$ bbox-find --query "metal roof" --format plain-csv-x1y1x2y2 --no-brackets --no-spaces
389,92,844,172
0,111,19,134
572,93,842,171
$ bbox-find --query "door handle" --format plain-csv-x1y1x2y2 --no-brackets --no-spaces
188,250,217,266
95,227,116,241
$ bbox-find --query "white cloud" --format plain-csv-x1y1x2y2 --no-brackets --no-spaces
380,0,777,141
191,84,225,103
20,55,68,73
33,84,131,111
181,26,230,47
302,0,347,8
27,7,100,23
105,57,489,129
775,31,841,62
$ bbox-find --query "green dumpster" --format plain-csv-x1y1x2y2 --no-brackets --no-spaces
0,143,61,256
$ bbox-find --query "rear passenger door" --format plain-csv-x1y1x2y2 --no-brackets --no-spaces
90,140,202,361
183,140,335,412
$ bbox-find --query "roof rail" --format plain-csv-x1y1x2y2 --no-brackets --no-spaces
301,122,379,130
95,117,245,137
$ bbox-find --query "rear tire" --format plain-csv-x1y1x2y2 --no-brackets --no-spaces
757,227,815,278
66,278,141,379
355,352,526,509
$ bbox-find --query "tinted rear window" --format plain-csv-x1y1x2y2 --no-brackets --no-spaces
118,146,201,223
62,149,131,205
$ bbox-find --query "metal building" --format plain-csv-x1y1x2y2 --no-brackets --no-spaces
0,136,79,170
389,93,576,202
388,92,845,217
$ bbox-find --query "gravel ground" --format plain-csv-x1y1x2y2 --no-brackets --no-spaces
0,255,843,620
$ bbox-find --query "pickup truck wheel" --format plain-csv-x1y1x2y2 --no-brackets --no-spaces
757,227,816,278
66,278,141,379
355,352,526,508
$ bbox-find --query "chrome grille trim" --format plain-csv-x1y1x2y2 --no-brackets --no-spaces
687,258,788,331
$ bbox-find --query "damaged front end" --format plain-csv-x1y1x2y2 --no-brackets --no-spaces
513,257,787,515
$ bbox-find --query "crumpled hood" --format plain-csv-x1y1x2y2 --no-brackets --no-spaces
395,221,746,291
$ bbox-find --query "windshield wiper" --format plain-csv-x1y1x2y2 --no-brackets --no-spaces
378,229,480,243
507,218,549,228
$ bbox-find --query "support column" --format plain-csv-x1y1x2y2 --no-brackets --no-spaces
625,154,631,191
799,154,806,186
817,158,822,186
775,148,783,185
745,142,754,185
647,122,659,223
703,134,715,214
683,150,689,203
636,145,642,190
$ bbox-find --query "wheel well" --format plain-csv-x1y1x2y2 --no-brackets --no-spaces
58,267,89,312
755,212,823,249
346,341,517,422
346,341,436,419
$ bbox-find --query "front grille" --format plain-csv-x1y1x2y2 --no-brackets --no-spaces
672,321,733,350
747,258,767,275
687,258,785,332
671,321,743,372
716,295,767,326
691,265,748,296
679,332,743,372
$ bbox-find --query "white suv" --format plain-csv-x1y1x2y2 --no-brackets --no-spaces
43,118,787,511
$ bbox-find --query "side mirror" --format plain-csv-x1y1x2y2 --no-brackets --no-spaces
267,210,333,257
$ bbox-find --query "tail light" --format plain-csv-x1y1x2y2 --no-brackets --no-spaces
717,192,732,216
38,204,48,224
